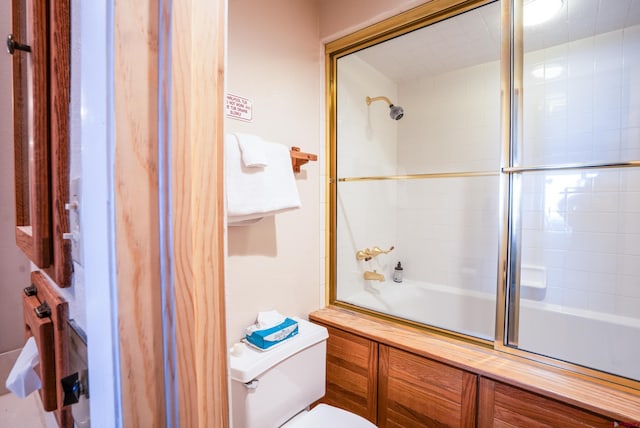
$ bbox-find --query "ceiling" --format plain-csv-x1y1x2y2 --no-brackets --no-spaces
349,0,640,83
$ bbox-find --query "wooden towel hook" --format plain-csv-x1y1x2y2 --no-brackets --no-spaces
290,147,317,173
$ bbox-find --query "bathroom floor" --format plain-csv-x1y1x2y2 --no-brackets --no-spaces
0,392,57,428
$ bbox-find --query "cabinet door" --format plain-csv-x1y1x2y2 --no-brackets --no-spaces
10,0,72,286
379,345,477,427
320,324,378,424
10,0,51,268
478,377,614,427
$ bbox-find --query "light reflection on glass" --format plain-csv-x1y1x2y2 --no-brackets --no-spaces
543,171,597,232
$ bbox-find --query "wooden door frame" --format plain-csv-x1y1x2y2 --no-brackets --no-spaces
113,0,228,425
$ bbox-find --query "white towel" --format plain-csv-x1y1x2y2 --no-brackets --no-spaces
225,134,301,225
234,132,268,167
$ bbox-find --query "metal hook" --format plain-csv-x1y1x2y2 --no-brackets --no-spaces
6,34,31,55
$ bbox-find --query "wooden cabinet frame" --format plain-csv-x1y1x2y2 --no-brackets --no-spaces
11,0,50,268
10,0,72,287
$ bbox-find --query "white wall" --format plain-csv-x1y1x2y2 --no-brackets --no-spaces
225,0,323,342
318,0,432,42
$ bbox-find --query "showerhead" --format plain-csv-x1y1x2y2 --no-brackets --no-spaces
389,104,404,120
366,96,404,120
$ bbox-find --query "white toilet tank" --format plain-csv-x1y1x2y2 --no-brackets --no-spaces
229,318,329,428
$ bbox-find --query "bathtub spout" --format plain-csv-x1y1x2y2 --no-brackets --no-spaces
364,270,385,281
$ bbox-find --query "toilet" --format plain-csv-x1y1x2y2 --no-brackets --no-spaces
229,317,376,428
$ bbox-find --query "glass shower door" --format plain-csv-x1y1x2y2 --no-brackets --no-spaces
333,1,502,341
506,0,640,382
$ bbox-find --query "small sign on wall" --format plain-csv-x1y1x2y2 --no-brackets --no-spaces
225,93,253,122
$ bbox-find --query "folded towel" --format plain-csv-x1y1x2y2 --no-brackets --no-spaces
225,134,301,225
234,133,268,167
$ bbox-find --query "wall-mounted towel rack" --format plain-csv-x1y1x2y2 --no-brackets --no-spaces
290,147,317,173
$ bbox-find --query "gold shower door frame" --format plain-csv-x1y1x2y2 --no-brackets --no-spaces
326,0,640,392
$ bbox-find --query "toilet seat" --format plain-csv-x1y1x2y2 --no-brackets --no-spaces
282,404,377,428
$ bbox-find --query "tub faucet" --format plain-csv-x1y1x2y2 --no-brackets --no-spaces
364,270,385,281
356,245,395,261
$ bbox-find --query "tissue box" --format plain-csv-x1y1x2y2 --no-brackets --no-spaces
245,317,298,350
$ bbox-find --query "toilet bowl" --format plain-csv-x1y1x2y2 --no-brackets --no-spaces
229,317,376,428
282,403,375,427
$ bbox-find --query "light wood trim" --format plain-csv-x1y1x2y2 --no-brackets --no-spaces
11,0,51,268
310,307,640,423
47,0,72,287
169,0,196,423
113,0,166,426
171,0,229,426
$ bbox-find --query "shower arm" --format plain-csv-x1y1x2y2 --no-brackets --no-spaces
366,96,393,107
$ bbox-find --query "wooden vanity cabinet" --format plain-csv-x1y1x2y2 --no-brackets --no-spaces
379,345,477,427
478,377,615,428
319,324,378,424
317,322,477,427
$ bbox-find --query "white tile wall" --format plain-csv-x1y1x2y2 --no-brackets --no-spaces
520,23,640,318
524,25,640,164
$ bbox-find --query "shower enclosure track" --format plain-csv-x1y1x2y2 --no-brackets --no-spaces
336,170,498,182
502,160,640,174
335,160,640,183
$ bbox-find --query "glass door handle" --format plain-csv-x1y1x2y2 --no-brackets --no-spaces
6,34,31,54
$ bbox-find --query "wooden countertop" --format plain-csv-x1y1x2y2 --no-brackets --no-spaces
310,306,640,423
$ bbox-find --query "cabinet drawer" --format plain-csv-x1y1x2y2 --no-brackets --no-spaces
379,345,477,427
318,323,378,424
478,377,615,427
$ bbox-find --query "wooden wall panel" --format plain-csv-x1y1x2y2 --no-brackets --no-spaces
478,377,615,428
113,0,165,426
319,323,378,423
113,0,228,424
379,345,477,428
170,0,229,426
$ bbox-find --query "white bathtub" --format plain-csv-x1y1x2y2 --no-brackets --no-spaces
341,280,640,381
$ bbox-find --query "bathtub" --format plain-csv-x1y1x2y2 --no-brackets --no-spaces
340,280,640,381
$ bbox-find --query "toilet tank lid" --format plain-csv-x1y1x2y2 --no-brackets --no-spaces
229,317,329,383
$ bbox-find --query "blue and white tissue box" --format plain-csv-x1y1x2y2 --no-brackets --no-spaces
245,317,299,350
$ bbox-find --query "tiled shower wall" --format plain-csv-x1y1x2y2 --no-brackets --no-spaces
520,24,640,317
395,61,501,296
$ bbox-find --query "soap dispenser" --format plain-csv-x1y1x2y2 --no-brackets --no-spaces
393,262,403,283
